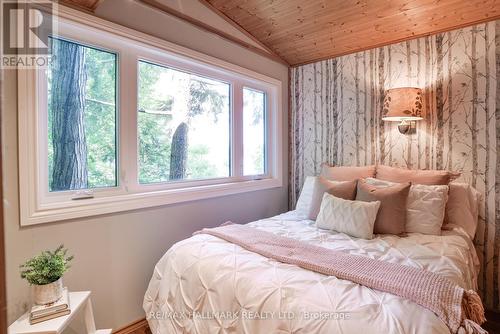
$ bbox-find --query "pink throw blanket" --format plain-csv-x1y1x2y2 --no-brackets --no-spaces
195,223,486,334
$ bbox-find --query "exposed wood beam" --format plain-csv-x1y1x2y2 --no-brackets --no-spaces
56,0,94,14
136,0,289,66
57,0,106,12
90,0,106,11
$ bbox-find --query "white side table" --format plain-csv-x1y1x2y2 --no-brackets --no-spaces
8,291,112,334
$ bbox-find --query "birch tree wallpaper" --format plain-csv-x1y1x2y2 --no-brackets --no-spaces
290,21,500,310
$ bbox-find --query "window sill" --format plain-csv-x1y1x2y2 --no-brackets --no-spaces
22,178,283,226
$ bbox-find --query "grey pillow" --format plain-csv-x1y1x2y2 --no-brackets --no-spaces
356,179,411,235
307,177,357,220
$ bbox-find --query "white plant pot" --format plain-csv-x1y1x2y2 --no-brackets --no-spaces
33,278,63,305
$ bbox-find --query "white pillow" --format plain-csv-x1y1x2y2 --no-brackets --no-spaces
316,193,380,239
295,176,356,220
365,178,448,235
295,176,316,216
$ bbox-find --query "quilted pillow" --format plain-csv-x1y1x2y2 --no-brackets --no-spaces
307,177,357,220
365,178,449,235
375,165,459,185
320,164,376,181
356,179,411,235
316,192,380,239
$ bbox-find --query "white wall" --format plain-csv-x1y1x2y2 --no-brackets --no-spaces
2,1,288,330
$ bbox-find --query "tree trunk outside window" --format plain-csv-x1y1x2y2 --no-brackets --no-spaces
50,40,88,191
169,122,189,180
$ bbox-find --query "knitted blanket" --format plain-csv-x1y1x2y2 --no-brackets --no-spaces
195,223,486,334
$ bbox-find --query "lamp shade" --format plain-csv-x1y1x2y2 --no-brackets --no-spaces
382,87,424,121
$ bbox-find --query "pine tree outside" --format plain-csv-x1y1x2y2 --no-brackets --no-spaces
48,37,117,192
137,60,231,184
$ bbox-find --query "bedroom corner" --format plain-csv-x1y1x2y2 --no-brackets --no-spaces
2,1,500,334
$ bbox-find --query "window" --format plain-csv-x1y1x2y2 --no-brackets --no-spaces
47,37,117,192
18,12,282,226
138,61,230,184
243,88,266,176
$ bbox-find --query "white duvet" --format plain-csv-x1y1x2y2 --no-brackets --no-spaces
143,211,480,334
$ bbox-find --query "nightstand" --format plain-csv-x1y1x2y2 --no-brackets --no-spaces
8,291,112,334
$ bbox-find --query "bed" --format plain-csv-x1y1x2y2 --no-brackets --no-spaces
143,209,480,334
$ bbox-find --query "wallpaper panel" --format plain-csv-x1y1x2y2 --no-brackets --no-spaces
290,21,500,310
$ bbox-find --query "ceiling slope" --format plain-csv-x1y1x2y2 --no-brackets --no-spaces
57,0,289,65
205,0,500,66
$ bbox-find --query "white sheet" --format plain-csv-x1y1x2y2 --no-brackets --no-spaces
143,211,480,334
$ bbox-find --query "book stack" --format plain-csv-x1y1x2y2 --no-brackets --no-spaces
29,288,71,325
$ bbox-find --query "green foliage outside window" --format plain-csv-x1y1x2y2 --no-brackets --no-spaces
137,61,230,183
48,38,117,191
47,39,263,191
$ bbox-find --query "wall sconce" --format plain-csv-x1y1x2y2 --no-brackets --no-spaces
382,87,425,134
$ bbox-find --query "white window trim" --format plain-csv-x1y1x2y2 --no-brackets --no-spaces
18,5,283,226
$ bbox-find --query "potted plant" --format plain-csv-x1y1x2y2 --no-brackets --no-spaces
20,245,73,305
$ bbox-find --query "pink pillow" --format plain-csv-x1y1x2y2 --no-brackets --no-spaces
321,164,376,181
308,177,357,220
376,165,459,185
444,183,481,238
356,179,411,235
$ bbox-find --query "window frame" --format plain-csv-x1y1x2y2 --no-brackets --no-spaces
43,36,121,196
242,86,268,176
18,7,283,226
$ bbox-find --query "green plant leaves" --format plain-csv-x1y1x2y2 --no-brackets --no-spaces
20,245,73,285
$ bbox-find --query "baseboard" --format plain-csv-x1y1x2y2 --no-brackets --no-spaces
113,318,149,334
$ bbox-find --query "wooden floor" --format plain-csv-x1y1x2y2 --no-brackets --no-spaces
125,327,150,334
113,319,150,334
484,311,500,333
125,328,150,334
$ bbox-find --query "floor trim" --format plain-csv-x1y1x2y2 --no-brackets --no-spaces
113,318,149,334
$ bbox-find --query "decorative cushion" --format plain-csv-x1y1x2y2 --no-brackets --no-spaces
307,177,357,220
320,164,376,181
365,178,448,235
316,192,380,239
375,165,459,185
443,183,481,238
295,176,315,216
356,179,411,235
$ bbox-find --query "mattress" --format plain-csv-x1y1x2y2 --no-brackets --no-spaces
143,211,480,334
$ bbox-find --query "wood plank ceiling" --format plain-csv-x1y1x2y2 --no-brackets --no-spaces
58,0,102,11
205,0,500,66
